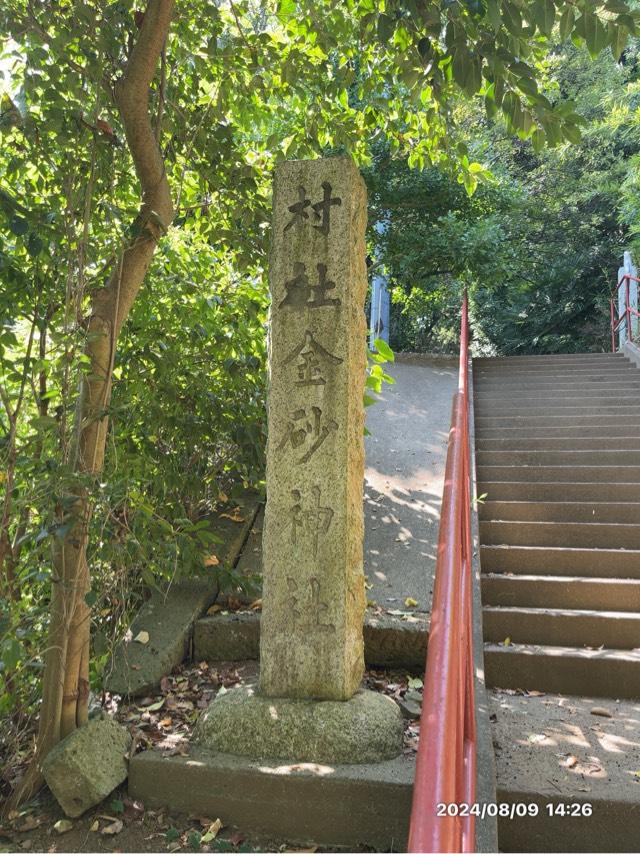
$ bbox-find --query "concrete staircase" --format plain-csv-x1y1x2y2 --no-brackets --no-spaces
473,352,640,698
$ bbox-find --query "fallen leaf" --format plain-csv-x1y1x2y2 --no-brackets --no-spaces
101,819,124,835
203,554,220,567
220,510,245,522
146,699,165,712
206,604,223,615
159,716,173,727
250,598,262,610
90,820,99,832
18,815,42,831
134,630,150,645
53,819,73,834
404,597,418,607
503,636,512,646
526,690,545,697
561,754,578,768
590,706,613,718
201,818,223,843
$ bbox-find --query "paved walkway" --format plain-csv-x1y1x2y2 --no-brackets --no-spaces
364,354,457,615
234,353,458,618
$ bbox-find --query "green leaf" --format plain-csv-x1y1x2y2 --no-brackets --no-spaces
502,2,522,36
110,798,124,814
377,15,395,42
559,6,575,41
27,232,44,257
85,590,98,607
373,338,394,361
9,215,29,236
575,10,609,57
608,22,629,60
563,122,582,144
534,0,555,36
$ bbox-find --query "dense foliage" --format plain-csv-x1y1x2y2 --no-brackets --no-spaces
373,39,640,354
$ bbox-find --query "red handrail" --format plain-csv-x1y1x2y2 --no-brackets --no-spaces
408,291,476,853
611,273,640,352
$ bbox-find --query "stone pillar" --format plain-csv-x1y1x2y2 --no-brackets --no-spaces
260,156,367,701
193,157,403,765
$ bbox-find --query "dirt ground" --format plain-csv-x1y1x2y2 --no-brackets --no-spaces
1,661,419,854
0,787,356,854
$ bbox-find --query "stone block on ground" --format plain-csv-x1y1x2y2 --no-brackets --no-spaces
105,496,261,696
193,685,404,764
42,717,131,818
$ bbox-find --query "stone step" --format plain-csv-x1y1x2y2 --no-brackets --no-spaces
475,424,640,439
478,501,640,524
473,364,634,376
476,437,640,451
482,574,640,611
474,377,640,388
484,642,640,698
477,449,640,466
473,354,625,364
475,414,640,428
480,519,640,549
480,544,640,577
491,691,640,853
483,605,640,649
475,393,639,409
475,390,640,404
475,408,640,421
477,465,640,483
477,480,640,502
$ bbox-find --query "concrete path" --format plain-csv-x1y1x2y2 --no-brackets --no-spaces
364,354,457,616
490,687,640,852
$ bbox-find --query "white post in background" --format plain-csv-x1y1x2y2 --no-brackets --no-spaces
369,221,390,349
617,251,638,348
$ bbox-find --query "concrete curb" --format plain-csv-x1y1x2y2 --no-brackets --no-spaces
129,748,414,850
623,339,640,368
469,359,500,854
193,610,429,670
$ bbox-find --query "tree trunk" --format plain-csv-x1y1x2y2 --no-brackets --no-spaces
7,0,175,809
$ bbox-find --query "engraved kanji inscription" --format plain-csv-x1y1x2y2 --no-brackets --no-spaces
286,576,335,633
283,331,343,386
279,262,341,310
278,406,338,463
283,182,341,236
289,485,334,556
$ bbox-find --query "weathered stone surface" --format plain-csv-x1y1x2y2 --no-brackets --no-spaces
105,497,260,696
194,685,403,764
194,611,261,660
129,748,414,850
42,717,131,817
193,610,429,669
261,156,368,701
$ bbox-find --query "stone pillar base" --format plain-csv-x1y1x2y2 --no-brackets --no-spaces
193,686,404,765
